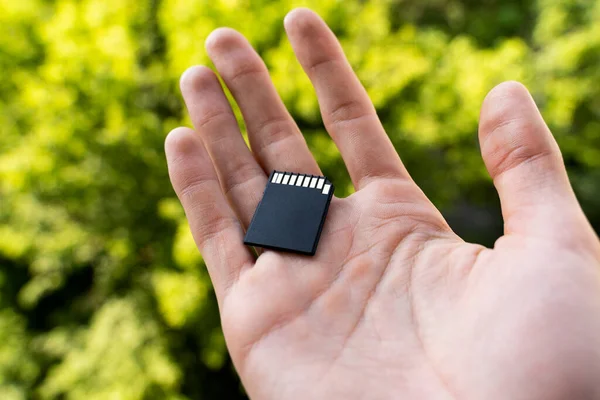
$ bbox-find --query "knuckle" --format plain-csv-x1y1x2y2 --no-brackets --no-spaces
489,141,553,180
222,162,263,197
196,107,232,130
253,117,297,155
178,174,215,203
481,116,557,179
194,213,239,244
327,98,373,128
227,62,264,85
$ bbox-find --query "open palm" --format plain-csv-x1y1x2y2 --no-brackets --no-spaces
165,9,600,400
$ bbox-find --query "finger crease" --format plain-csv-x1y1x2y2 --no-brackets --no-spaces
252,117,299,154
195,107,233,130
327,100,373,128
228,65,264,87
223,172,264,200
491,145,554,181
307,57,340,75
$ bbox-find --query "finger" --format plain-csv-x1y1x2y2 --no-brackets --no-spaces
284,8,408,189
479,81,587,238
165,127,254,301
180,65,266,229
205,28,321,175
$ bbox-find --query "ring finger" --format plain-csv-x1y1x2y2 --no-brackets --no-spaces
205,28,322,176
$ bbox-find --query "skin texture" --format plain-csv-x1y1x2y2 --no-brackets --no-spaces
165,8,600,400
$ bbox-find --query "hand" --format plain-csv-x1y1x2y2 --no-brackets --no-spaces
165,8,600,400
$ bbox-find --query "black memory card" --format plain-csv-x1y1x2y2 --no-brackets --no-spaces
243,171,334,256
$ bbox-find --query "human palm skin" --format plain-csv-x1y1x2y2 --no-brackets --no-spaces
165,8,600,400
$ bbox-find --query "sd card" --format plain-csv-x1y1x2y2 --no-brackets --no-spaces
243,171,334,255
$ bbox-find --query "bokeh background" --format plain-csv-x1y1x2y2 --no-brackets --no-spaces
1,0,600,398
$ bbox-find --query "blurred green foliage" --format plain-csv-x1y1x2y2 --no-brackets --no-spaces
1,0,599,398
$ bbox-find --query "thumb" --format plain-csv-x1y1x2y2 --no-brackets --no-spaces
479,81,593,245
